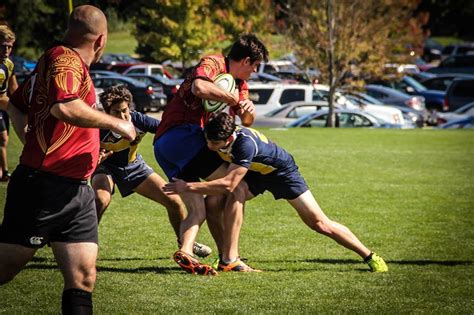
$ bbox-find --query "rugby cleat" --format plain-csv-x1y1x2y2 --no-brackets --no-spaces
217,259,262,272
365,253,388,272
193,242,212,258
173,250,217,276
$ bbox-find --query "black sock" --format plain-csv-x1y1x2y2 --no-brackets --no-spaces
62,288,93,315
364,252,374,263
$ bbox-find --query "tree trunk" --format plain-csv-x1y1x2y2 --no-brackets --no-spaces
326,0,337,128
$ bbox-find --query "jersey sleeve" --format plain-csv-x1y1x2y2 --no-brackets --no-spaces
193,56,221,82
47,50,84,106
131,111,160,133
9,77,29,113
230,137,256,169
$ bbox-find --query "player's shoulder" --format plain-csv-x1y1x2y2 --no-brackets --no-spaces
47,45,84,71
4,58,14,71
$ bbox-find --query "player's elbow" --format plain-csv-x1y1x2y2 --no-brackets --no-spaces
191,80,206,98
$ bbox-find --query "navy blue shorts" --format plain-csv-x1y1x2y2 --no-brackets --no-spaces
154,124,223,181
0,110,9,133
93,154,154,197
244,162,309,200
0,165,98,248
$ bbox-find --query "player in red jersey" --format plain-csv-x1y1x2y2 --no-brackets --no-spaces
0,6,135,314
154,34,268,275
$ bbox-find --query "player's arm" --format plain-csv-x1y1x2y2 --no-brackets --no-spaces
7,101,27,144
192,78,239,106
164,163,248,196
50,99,136,141
8,73,18,96
234,98,256,126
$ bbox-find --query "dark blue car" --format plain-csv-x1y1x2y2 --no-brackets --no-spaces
373,76,445,111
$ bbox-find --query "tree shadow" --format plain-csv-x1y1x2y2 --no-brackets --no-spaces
258,258,474,267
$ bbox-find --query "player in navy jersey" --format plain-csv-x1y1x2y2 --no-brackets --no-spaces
92,85,211,257
0,25,18,181
164,112,388,273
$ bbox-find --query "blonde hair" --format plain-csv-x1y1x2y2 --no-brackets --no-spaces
0,25,15,42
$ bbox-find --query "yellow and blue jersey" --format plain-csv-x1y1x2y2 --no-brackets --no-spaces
100,111,159,167
0,58,14,94
217,126,294,175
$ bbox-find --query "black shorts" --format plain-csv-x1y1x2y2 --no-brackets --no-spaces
0,165,98,248
177,145,224,182
93,155,154,197
0,110,9,133
244,161,309,200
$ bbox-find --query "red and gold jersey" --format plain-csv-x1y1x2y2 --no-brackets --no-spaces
10,45,99,180
154,54,249,141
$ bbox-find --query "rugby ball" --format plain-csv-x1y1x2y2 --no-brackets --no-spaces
203,73,236,113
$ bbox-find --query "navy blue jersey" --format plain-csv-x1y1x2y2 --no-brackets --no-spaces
217,126,294,175
100,111,159,167
0,58,14,94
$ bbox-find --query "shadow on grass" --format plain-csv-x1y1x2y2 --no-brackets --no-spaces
259,258,474,267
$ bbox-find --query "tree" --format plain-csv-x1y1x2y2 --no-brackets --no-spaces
132,0,223,70
283,0,421,127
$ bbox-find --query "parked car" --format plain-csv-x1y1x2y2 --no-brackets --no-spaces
441,43,474,60
125,74,183,102
438,116,474,129
92,76,167,112
253,101,329,127
435,102,474,125
343,90,419,128
90,53,141,72
426,55,474,75
364,85,428,126
11,56,36,74
248,82,324,116
286,109,402,128
371,76,445,111
419,73,474,92
89,70,119,78
443,78,474,111
123,64,174,78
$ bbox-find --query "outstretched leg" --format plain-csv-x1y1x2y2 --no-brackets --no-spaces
91,173,114,222
288,190,371,258
0,243,36,285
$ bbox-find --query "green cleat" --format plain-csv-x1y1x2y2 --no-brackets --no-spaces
366,253,388,272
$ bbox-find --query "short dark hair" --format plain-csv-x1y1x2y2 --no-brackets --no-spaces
99,85,134,113
204,112,236,141
228,33,269,63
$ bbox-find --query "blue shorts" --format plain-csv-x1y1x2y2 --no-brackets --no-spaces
0,110,9,133
244,158,309,200
154,124,223,181
93,154,154,197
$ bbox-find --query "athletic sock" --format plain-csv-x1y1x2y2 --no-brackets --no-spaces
62,288,93,315
364,252,374,263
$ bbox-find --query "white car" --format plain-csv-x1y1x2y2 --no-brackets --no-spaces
247,82,405,127
123,64,167,77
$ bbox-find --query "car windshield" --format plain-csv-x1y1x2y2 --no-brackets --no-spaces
264,105,290,117
404,76,427,91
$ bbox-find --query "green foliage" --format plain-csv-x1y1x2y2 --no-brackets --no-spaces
105,29,138,55
132,0,220,68
1,129,473,313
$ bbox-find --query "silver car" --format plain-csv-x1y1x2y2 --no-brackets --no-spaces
253,101,329,127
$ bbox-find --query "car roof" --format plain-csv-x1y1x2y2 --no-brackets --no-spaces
365,84,411,97
93,75,145,86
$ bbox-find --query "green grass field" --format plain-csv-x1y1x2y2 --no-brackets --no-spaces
0,128,473,313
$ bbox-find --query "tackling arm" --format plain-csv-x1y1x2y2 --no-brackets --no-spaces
192,78,239,106
50,99,136,141
164,163,248,196
7,102,27,144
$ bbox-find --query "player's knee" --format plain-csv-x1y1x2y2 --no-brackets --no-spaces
205,195,224,214
79,267,97,291
0,137,7,147
94,192,110,213
312,220,333,235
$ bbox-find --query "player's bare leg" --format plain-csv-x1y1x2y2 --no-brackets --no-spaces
91,173,114,222
52,242,97,313
289,190,371,258
0,130,8,180
205,194,225,255
0,243,36,284
134,172,186,238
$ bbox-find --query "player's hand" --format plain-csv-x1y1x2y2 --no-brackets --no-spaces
237,99,255,115
163,177,188,195
98,149,113,164
114,120,136,141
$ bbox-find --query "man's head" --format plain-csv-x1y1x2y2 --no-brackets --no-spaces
64,5,108,63
228,34,269,80
204,112,236,151
100,85,134,121
0,25,15,63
